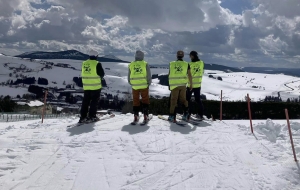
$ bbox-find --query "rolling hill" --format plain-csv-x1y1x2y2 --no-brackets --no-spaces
15,50,246,73
1,53,300,101
16,50,130,63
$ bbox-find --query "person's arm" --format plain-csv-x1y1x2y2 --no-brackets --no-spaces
96,62,105,78
187,65,193,90
128,67,131,85
146,64,152,86
168,63,171,90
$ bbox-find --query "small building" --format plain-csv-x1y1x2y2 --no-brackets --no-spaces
16,100,52,115
52,106,64,114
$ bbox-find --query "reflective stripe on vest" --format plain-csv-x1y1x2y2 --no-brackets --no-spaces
129,61,148,90
82,76,101,79
188,61,204,88
81,59,102,90
168,61,188,90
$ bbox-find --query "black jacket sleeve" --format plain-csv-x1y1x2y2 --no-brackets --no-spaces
97,62,105,78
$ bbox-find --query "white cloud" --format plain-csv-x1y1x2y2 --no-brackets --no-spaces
259,34,288,55
104,16,128,28
81,23,109,40
0,0,299,67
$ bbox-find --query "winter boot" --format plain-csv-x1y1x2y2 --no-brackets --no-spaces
88,116,100,123
168,115,175,122
182,107,190,121
78,117,88,123
131,114,140,125
142,114,149,123
195,114,204,120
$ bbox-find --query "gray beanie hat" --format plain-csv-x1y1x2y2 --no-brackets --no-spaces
135,50,144,61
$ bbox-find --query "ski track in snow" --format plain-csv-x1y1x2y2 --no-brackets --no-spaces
0,115,299,190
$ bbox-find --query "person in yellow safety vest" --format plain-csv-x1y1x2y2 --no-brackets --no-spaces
186,51,205,120
128,50,152,123
79,50,105,123
168,50,193,122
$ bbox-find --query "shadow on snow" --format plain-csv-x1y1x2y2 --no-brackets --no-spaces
121,124,150,135
66,123,95,136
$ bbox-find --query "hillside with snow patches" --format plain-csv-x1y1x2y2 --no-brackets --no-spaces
0,54,300,101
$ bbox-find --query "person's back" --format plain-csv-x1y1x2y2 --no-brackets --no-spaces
128,50,152,124
168,51,193,122
169,60,189,90
186,51,204,119
129,60,148,90
79,50,105,123
81,59,101,91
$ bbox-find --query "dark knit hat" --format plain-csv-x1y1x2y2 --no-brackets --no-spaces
177,50,184,57
190,51,198,57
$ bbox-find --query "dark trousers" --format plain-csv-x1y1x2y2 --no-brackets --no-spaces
186,87,204,116
80,89,101,118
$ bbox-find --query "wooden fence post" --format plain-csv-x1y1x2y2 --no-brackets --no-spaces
220,90,223,121
247,94,254,133
285,109,298,162
41,90,48,123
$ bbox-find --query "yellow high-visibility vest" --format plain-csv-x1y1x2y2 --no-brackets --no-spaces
81,60,102,90
129,61,148,90
168,60,188,90
188,61,204,88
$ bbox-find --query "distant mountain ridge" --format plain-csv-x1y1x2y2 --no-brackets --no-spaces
16,50,129,63
15,50,244,72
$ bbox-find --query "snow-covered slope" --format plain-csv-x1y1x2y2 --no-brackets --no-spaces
201,72,300,101
0,116,299,189
0,55,300,101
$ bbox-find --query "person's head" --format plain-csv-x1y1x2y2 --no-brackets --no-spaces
177,50,184,60
89,49,98,60
189,51,198,60
135,50,144,61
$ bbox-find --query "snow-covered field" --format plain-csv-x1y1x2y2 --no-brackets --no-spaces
1,54,300,101
0,115,299,189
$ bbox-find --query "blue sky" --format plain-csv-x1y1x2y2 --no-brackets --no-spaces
0,0,299,68
30,1,51,10
221,0,253,14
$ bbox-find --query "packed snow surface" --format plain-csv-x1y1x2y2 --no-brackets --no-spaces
0,115,299,190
